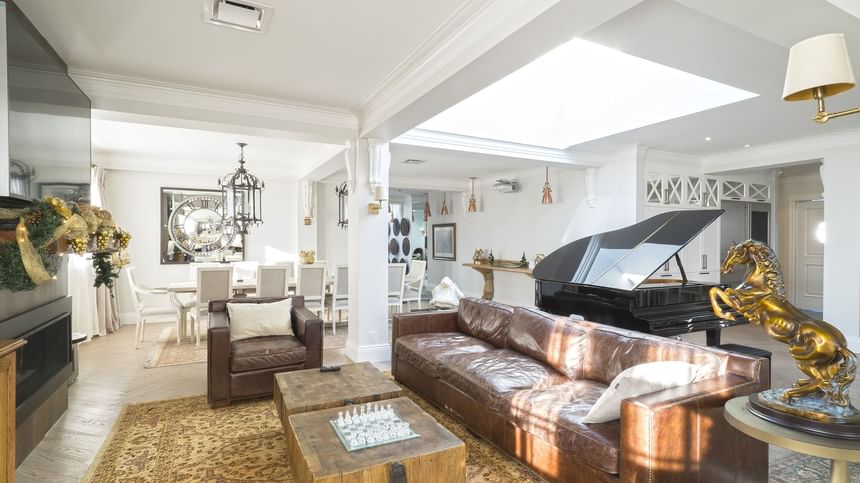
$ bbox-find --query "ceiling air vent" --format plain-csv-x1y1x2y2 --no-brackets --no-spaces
204,0,273,34
402,159,427,165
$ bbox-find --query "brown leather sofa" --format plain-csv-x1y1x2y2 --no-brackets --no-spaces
392,298,770,482
208,296,322,408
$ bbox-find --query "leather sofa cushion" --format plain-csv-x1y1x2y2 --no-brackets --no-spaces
438,349,567,412
395,332,495,378
581,323,724,385
457,298,514,348
231,335,306,373
507,307,588,379
505,381,621,474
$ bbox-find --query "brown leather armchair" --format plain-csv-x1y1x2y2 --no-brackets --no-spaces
207,296,322,408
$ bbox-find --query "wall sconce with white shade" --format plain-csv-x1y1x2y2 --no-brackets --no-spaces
783,33,858,123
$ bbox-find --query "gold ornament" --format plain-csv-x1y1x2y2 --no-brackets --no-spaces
710,240,858,424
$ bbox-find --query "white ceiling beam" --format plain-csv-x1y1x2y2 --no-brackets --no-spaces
390,176,467,193
73,70,359,145
359,0,644,142
298,146,348,182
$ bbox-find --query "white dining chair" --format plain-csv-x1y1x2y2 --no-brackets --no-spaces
189,262,221,282
275,260,296,294
326,265,349,334
297,264,327,318
402,260,426,311
125,266,169,349
231,261,258,283
387,263,407,317
256,264,289,298
191,266,233,347
169,291,196,345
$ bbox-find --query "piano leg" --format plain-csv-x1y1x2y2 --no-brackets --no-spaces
706,329,721,347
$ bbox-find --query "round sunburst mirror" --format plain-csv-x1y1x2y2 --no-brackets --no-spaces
168,195,236,256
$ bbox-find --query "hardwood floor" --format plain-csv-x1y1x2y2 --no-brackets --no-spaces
15,320,855,481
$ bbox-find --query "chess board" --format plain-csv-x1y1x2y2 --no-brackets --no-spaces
329,402,420,452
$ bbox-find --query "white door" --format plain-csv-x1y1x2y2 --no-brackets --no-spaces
793,200,824,311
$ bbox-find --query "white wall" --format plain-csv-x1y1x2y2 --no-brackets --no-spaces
316,181,349,269
106,169,299,318
776,163,823,303
424,166,588,307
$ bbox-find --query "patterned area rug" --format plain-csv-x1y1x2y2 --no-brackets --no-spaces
84,388,543,482
769,453,860,482
144,326,348,369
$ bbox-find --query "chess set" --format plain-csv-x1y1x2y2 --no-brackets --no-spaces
329,402,420,452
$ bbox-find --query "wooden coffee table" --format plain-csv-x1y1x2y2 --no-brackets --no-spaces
274,362,403,433
286,396,466,482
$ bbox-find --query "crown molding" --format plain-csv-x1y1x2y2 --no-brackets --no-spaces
70,69,359,142
357,0,559,137
393,128,600,166
702,127,860,172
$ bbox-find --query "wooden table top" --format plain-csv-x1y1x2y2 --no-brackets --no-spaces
288,397,465,480
276,362,403,416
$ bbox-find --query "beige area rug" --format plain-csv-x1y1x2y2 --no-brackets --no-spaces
83,387,543,482
144,326,349,369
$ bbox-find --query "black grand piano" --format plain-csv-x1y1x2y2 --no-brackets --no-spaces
533,209,745,346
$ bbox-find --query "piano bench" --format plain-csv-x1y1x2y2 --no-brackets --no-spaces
718,343,772,381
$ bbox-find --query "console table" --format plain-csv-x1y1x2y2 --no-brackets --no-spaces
462,263,532,300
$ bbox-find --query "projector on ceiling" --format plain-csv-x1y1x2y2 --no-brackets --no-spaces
493,179,520,193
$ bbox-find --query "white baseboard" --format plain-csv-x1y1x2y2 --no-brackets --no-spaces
345,339,391,363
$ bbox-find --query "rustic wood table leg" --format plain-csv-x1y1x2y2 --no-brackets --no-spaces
478,269,494,300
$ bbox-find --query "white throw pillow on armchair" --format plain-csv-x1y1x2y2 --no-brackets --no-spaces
580,361,701,424
227,298,294,342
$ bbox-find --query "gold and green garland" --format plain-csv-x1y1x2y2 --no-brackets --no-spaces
0,197,132,292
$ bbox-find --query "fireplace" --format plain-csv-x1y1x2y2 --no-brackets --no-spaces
0,296,72,462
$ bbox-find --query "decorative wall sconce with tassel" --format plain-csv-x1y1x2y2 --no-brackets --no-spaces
440,192,450,215
467,177,478,213
423,193,432,221
302,181,313,225
541,166,553,205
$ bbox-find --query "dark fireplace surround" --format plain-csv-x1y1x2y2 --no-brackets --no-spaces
0,296,72,462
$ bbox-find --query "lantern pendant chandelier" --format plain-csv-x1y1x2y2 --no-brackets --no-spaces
541,166,554,205
467,177,478,213
219,142,265,235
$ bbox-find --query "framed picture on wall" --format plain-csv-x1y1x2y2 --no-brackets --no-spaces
432,223,456,261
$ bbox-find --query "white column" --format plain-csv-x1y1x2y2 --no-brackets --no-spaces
346,139,391,362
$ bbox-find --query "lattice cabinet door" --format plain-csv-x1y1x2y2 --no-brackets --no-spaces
665,175,683,205
646,173,664,204
702,178,719,207
685,176,702,206
748,183,770,202
721,180,745,200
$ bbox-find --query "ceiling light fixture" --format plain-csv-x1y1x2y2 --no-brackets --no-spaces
744,144,751,148
440,192,449,215
783,33,858,123
467,177,478,213
541,166,553,205
219,142,264,235
204,0,273,34
705,136,712,142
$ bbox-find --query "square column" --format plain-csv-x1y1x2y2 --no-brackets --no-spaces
346,140,391,362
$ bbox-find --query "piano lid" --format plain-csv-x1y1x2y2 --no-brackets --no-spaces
533,209,723,291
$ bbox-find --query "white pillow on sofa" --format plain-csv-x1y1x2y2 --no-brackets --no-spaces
580,361,700,424
227,298,294,342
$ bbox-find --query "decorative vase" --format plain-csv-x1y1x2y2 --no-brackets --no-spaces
299,250,316,264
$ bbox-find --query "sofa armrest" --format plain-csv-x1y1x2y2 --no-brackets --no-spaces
207,311,231,408
293,306,322,368
619,374,768,483
391,310,458,373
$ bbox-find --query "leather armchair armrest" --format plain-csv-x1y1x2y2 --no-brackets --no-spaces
207,311,231,408
293,306,322,368
619,374,769,482
391,310,458,372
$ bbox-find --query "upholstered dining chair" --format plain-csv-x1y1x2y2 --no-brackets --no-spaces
387,263,407,317
189,261,221,282
275,260,296,294
256,264,289,298
125,266,168,349
297,264,327,319
231,261,258,283
192,266,233,346
402,260,426,310
325,265,349,333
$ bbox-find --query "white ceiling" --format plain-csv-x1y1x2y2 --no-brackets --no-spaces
15,0,465,109
92,119,343,179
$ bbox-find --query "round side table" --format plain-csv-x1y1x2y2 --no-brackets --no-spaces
725,396,860,483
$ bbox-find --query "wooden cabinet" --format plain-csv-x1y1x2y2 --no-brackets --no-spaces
0,340,25,482
642,206,720,283
720,179,772,203
646,173,723,209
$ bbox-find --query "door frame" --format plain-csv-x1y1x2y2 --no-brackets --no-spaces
788,195,825,308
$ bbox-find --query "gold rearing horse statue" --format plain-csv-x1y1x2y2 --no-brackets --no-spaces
710,240,856,406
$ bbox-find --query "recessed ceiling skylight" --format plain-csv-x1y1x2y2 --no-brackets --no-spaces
415,38,757,149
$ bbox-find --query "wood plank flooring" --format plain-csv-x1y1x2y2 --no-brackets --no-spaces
15,321,853,481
